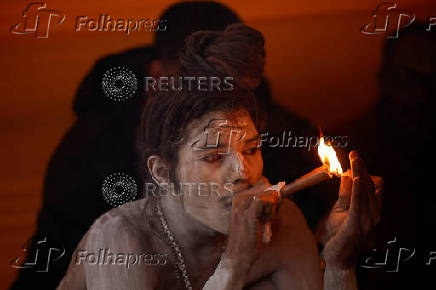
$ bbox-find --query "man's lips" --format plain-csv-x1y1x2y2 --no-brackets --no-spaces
222,182,251,208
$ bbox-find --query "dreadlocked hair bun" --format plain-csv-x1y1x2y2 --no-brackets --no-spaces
179,23,265,86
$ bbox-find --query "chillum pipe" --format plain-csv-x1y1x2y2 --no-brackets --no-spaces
262,168,330,244
262,166,349,244
280,166,343,197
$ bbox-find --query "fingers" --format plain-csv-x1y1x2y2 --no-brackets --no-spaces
350,150,370,180
370,176,383,223
249,190,278,220
349,174,382,236
349,176,372,237
232,178,279,220
349,151,377,216
233,183,279,225
371,175,384,203
337,170,352,210
232,179,271,211
349,177,362,218
250,195,265,220
237,178,271,198
256,176,270,186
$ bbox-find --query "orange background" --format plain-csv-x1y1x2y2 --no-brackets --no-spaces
1,0,435,288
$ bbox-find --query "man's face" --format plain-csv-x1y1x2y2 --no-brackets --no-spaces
381,33,436,133
174,109,263,234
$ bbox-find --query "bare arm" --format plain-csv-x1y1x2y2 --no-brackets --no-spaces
324,266,357,290
269,199,323,290
203,257,252,289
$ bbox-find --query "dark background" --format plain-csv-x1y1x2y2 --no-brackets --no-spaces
1,0,435,289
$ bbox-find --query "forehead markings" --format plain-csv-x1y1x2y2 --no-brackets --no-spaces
190,118,248,152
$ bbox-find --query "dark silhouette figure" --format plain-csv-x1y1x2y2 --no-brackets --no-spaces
339,23,436,290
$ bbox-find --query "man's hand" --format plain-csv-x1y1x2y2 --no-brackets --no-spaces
223,177,279,270
317,150,383,270
204,177,281,290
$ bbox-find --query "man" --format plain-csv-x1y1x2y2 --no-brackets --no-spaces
11,2,242,289
58,70,381,289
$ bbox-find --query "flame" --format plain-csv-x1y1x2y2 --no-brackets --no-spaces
317,137,343,174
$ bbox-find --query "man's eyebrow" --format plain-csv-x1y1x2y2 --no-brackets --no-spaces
190,139,225,150
245,134,260,143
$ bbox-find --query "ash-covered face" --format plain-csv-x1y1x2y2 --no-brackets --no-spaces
175,109,263,234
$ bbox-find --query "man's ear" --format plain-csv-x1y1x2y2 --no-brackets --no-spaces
147,155,170,185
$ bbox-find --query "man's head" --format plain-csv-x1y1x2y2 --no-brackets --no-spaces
151,1,241,77
378,23,436,135
137,22,266,233
138,86,262,233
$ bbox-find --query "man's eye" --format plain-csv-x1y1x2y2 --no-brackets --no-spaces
201,154,223,163
244,147,260,155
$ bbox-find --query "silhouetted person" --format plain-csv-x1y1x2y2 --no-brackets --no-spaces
340,23,436,290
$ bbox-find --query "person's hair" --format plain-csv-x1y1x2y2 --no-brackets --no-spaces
154,1,241,66
137,23,266,187
180,23,265,85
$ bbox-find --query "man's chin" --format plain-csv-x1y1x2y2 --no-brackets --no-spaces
213,223,230,235
189,209,230,235
212,211,231,235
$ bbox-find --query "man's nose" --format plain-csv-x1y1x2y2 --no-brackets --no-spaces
229,152,250,181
